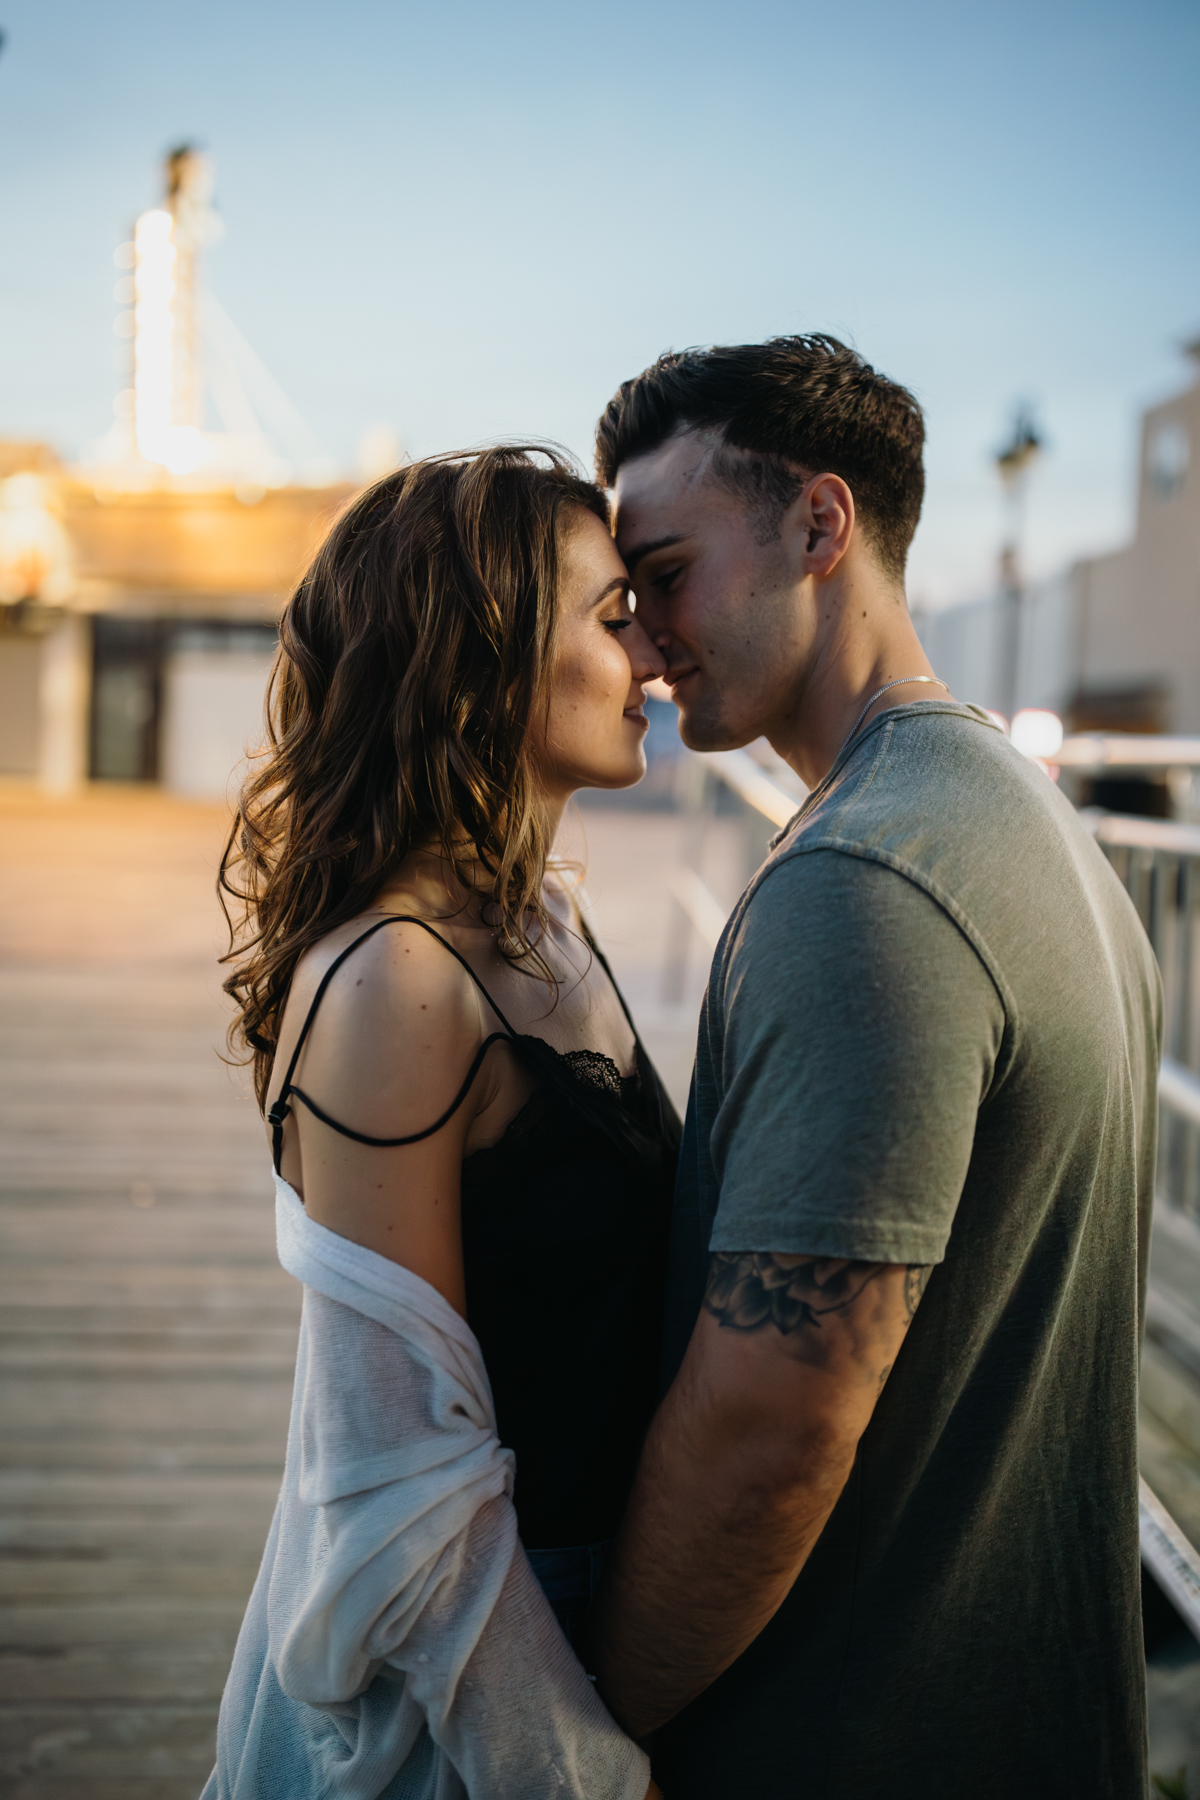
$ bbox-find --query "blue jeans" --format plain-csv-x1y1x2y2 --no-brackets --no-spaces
526,1539,611,1656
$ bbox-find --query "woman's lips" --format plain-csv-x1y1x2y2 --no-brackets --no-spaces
623,705,649,728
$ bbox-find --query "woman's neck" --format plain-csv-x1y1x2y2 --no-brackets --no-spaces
371,779,572,926
373,846,487,925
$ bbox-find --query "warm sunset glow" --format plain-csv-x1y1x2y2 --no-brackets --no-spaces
0,473,74,603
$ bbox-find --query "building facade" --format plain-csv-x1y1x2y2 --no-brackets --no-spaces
918,344,1200,736
0,452,350,797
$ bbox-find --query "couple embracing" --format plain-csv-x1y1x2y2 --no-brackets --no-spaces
205,335,1159,1799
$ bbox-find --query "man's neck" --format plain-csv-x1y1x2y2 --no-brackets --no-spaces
766,575,944,790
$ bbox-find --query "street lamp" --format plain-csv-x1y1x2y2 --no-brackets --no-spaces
994,403,1043,718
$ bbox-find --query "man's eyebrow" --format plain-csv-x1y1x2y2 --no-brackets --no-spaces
620,533,685,576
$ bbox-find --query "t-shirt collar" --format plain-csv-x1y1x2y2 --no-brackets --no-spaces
767,700,999,851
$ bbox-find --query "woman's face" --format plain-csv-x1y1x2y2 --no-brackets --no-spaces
535,509,667,801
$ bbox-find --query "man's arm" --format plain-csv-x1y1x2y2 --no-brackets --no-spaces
590,1249,931,1738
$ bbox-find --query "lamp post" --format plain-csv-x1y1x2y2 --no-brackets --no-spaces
994,403,1043,719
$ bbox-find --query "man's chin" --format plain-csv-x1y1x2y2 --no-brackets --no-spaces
675,694,747,755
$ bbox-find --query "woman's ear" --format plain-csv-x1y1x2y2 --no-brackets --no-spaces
785,473,855,576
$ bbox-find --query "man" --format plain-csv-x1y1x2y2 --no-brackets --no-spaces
589,336,1160,1795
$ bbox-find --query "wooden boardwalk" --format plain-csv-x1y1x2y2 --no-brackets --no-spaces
2,782,1198,1792
0,786,700,1799
0,787,299,1799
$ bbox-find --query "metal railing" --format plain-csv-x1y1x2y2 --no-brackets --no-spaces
662,748,804,997
1085,811,1200,1227
663,735,1200,1633
1056,735,1200,770
1141,1478,1200,1641
1084,815,1200,1555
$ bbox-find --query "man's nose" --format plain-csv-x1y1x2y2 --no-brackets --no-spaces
634,628,667,681
632,592,667,642
645,620,678,663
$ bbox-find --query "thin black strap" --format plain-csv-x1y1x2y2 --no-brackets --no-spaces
267,914,518,1173
581,922,641,1044
282,1032,511,1155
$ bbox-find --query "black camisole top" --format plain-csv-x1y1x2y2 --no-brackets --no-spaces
268,915,681,1549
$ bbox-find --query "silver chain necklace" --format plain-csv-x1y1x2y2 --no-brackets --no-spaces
841,675,948,755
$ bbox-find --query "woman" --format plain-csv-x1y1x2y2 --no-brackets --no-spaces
203,447,676,1800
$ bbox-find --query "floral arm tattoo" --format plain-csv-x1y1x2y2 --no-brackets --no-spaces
903,1262,932,1319
703,1252,933,1366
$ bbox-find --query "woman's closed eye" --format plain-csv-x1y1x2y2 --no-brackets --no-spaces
603,618,634,633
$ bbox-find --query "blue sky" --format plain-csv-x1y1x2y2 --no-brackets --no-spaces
2,0,1197,604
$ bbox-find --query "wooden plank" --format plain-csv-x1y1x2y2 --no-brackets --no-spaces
0,788,297,1797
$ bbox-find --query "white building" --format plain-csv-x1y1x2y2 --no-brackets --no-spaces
919,342,1200,737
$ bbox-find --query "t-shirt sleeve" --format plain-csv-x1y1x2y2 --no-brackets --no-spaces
708,849,1005,1265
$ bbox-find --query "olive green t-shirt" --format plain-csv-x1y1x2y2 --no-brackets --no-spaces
655,703,1161,1799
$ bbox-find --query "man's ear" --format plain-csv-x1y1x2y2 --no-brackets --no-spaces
784,473,855,577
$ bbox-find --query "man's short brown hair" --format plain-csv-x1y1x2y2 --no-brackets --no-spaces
595,334,925,583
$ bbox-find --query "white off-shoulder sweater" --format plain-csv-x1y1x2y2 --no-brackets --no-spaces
200,1175,649,1800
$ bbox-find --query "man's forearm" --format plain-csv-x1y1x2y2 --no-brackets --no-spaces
591,1252,928,1739
590,1343,856,1738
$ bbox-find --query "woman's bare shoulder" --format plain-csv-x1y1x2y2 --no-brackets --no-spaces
287,913,482,1021
277,915,489,1134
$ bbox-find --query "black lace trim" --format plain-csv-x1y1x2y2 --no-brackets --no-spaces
462,1043,644,1166
557,1047,640,1103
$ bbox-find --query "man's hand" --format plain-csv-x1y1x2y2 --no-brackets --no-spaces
591,1249,932,1738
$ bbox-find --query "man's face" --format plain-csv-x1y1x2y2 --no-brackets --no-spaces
613,430,812,752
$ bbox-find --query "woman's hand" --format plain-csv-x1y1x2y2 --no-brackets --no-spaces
644,1782,663,1799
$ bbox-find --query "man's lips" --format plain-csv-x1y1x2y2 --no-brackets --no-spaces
664,666,699,692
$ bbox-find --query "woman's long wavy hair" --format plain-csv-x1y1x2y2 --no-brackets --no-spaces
219,445,610,1109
